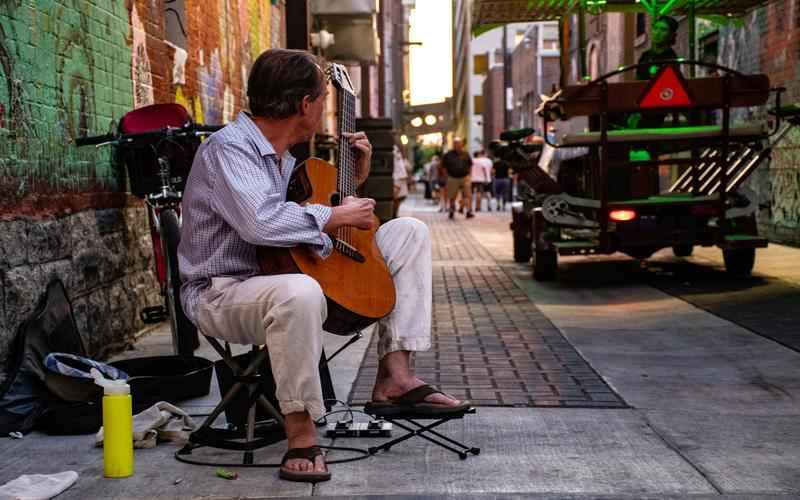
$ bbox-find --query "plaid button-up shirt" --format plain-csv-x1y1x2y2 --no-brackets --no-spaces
178,112,333,324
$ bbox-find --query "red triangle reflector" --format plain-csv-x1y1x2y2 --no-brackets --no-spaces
638,65,693,109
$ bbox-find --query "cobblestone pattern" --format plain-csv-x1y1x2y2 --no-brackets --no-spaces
349,214,626,408
427,216,496,262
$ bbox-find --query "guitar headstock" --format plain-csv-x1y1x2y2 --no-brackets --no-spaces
327,63,355,96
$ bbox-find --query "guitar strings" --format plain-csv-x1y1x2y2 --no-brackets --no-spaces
336,82,357,249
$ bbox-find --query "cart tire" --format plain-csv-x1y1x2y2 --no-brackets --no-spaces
512,210,532,263
533,250,557,281
513,232,533,263
160,208,199,355
723,248,755,277
672,244,694,258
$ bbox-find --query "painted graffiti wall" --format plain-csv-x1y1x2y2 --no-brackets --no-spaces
721,2,800,245
0,0,286,378
0,0,285,212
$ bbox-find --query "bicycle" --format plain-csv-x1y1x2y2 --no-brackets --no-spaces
76,103,222,356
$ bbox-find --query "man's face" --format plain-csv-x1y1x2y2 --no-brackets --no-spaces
301,81,328,141
453,139,464,152
652,20,673,47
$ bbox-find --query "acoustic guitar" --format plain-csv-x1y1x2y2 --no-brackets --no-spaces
257,63,396,335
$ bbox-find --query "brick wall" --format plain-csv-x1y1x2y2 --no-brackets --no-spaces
0,0,286,379
722,4,800,245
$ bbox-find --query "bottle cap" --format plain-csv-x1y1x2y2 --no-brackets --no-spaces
91,368,130,395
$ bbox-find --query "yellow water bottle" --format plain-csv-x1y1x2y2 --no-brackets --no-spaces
92,369,134,478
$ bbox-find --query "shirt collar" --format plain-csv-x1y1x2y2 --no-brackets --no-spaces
235,112,297,167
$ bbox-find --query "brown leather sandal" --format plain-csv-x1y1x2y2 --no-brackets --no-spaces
278,445,331,483
365,384,472,417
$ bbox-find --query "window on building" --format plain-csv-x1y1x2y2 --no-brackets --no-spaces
514,30,525,47
473,54,488,75
473,95,484,115
542,39,559,50
636,13,647,38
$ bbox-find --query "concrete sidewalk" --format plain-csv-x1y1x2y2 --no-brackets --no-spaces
1,193,799,499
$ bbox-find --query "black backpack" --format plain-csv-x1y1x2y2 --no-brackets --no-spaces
0,280,86,434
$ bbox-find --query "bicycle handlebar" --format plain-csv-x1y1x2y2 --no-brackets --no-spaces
74,122,224,148
74,133,116,147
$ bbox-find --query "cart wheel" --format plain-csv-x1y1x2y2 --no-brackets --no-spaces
512,209,532,263
160,208,200,355
672,244,694,258
533,249,557,281
723,248,755,277
459,452,468,460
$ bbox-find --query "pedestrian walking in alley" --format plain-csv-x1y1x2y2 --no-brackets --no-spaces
442,137,473,219
424,154,441,204
393,145,409,218
435,152,449,211
177,49,468,484
470,149,493,212
493,156,512,211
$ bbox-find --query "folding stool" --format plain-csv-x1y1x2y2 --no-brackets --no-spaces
364,406,480,460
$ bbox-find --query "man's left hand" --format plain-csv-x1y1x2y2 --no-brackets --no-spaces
344,131,372,186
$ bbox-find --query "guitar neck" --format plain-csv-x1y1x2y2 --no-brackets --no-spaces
337,90,357,197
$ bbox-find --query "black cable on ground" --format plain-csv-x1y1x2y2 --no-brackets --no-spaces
173,443,371,468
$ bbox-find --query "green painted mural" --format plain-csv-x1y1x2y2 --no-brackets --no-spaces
0,0,132,210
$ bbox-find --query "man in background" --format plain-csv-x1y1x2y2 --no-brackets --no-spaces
392,145,409,218
470,150,493,212
442,137,473,219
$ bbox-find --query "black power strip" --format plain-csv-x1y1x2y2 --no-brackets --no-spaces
325,420,392,437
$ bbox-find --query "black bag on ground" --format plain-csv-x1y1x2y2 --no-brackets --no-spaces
0,280,86,435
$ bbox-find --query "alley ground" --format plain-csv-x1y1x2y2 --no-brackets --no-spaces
2,192,799,500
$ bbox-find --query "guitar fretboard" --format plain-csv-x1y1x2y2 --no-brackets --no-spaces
337,90,357,197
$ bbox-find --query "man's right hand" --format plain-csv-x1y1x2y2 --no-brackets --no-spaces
325,196,376,232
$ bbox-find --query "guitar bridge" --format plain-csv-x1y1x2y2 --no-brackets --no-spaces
331,237,366,263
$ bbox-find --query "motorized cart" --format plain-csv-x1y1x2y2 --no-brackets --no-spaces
473,0,798,280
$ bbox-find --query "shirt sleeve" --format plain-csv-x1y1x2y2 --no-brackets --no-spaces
205,143,333,258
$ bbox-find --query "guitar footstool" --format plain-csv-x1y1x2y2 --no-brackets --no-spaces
362,406,480,460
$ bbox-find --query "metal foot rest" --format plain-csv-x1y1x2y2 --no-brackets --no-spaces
363,407,480,460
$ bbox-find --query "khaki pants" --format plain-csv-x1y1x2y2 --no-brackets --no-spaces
194,217,432,420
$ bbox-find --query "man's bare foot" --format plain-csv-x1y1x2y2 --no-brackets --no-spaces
281,411,328,477
371,351,464,407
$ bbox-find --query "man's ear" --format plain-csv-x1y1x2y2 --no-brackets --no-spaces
299,95,312,116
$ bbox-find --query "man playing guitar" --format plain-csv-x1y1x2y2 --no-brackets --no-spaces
178,49,468,483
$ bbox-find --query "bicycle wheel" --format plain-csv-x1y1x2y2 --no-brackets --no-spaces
160,208,199,355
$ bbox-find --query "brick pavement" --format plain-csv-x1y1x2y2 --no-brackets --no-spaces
349,212,626,408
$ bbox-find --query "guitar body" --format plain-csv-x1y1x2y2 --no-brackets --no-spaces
257,158,396,335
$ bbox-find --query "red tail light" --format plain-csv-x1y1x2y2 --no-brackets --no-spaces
609,209,637,222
